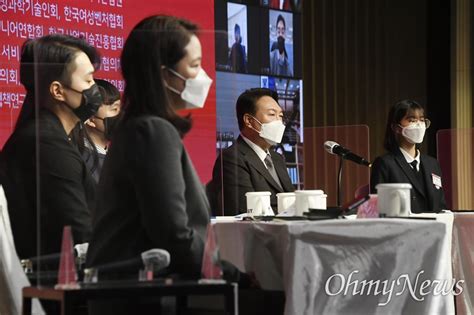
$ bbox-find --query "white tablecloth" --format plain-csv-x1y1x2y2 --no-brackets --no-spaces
213,218,455,315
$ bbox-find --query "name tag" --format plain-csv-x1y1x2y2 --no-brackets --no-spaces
432,173,442,189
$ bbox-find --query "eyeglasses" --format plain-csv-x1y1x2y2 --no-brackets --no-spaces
407,118,431,129
424,119,431,129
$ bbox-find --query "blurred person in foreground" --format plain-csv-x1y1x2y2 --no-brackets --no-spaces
87,15,251,315
1,35,101,261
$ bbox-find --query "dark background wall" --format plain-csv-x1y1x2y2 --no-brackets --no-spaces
302,0,451,159
302,0,451,198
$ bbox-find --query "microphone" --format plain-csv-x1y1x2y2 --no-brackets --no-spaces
90,248,170,274
75,243,89,267
324,141,371,167
21,243,90,274
141,249,171,272
24,253,61,266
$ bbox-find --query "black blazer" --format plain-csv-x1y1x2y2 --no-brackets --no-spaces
370,149,447,212
209,136,294,216
0,110,95,259
86,116,210,278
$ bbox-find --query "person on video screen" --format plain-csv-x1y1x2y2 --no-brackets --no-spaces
270,14,293,76
229,24,247,73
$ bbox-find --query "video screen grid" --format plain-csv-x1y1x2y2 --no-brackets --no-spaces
214,0,303,185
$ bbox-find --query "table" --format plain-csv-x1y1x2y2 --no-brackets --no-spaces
22,280,238,315
212,218,455,315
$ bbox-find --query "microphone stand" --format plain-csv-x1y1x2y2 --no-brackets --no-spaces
337,156,344,208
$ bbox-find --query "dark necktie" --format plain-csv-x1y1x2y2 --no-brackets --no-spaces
264,154,283,190
410,160,418,173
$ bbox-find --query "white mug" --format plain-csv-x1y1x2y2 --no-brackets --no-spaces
276,192,296,214
295,190,327,216
245,191,273,216
376,183,412,217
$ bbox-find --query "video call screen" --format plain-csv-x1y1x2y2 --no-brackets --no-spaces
215,0,302,78
214,0,303,185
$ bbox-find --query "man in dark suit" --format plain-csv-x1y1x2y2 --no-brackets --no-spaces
209,88,294,216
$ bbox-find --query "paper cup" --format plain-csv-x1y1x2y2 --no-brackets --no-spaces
295,190,327,216
276,192,296,214
376,183,412,217
245,191,273,216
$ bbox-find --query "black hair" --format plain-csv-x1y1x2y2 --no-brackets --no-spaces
276,14,286,29
121,15,198,136
384,99,424,152
16,35,101,130
234,24,242,44
234,24,241,34
73,79,120,173
15,39,35,131
236,88,279,130
94,79,120,105
70,123,101,175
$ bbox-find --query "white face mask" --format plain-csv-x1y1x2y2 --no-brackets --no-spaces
165,68,213,109
249,116,286,146
401,122,426,144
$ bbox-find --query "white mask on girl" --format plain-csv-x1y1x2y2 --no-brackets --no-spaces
400,122,426,144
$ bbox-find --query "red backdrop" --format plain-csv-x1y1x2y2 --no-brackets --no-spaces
0,0,216,182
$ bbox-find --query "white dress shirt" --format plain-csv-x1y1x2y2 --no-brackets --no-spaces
242,135,270,169
399,147,421,171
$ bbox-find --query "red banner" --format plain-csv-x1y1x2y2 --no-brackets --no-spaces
0,0,216,181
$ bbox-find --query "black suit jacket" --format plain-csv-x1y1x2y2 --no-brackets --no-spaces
0,110,95,259
370,149,447,213
209,136,295,216
86,116,210,278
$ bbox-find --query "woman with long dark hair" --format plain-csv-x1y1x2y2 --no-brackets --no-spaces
370,100,447,212
86,15,229,279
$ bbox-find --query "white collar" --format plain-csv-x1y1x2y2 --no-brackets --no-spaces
399,147,420,171
84,138,107,155
242,135,270,168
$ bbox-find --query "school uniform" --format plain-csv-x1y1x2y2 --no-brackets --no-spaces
370,148,447,212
